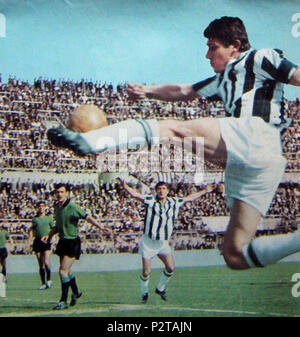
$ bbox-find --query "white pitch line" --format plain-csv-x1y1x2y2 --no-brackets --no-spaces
0,301,298,317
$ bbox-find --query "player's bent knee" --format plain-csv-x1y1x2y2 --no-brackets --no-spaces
59,268,69,278
223,255,245,270
166,266,175,274
223,248,249,270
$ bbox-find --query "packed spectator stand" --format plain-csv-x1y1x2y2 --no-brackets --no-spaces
0,76,299,255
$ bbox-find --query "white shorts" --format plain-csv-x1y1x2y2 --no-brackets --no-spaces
218,117,286,216
138,234,172,259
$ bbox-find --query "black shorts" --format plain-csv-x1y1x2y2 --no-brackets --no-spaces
32,238,51,253
55,237,81,260
0,247,8,260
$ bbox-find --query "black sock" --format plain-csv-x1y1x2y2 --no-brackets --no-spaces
39,267,45,285
60,277,70,303
69,273,79,295
45,266,51,281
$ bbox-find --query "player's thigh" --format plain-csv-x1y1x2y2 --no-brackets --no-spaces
158,118,226,159
223,199,261,256
60,255,76,274
35,252,43,265
158,253,175,273
43,250,51,265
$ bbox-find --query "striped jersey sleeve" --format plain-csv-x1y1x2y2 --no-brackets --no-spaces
143,195,155,205
192,75,221,100
254,48,297,84
175,197,185,206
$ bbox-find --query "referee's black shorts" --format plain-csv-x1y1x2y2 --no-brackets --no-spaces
55,237,81,260
32,238,51,253
0,247,8,260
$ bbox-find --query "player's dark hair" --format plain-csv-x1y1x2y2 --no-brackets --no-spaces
54,183,70,191
155,181,170,190
37,201,45,206
204,16,251,52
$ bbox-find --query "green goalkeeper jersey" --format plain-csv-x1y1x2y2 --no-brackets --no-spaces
0,230,9,248
54,199,87,239
31,215,55,239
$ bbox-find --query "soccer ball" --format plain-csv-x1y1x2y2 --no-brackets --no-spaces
66,104,108,132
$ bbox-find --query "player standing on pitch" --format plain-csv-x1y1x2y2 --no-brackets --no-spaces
117,178,215,302
42,183,110,310
0,223,13,283
47,16,300,271
27,201,55,290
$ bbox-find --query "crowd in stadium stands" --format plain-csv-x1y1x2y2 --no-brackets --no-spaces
1,77,299,171
0,76,299,254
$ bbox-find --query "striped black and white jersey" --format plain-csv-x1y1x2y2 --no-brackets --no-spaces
143,195,185,241
193,48,298,129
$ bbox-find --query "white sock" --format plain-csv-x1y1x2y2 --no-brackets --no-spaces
80,119,159,152
140,275,150,295
242,230,300,267
156,270,173,291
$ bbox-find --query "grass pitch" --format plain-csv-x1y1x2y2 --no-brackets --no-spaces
1,262,300,317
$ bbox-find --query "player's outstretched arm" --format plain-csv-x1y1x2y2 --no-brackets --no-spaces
289,67,300,86
183,183,216,203
127,83,198,102
117,178,145,202
85,215,111,235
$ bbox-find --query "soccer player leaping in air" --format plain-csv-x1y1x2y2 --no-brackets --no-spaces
47,16,300,271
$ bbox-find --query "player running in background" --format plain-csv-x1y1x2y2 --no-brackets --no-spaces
117,178,215,302
47,16,300,272
42,183,110,310
27,201,55,290
0,223,13,283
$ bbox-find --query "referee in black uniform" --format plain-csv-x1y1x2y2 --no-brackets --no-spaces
118,178,215,302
